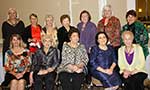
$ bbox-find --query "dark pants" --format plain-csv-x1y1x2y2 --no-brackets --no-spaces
33,72,56,90
59,72,84,90
121,72,147,90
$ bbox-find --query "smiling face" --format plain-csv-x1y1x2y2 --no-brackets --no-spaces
122,31,134,47
70,32,79,44
103,6,112,18
81,13,89,23
8,9,17,20
62,18,70,27
45,16,53,26
43,38,52,49
97,33,107,46
127,15,136,25
11,36,21,47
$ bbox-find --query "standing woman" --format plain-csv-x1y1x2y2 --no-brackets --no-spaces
30,35,60,90
25,13,42,53
118,31,147,90
77,10,97,53
2,34,31,90
2,8,25,66
97,5,121,55
58,28,89,90
41,15,58,46
57,14,75,53
90,32,121,90
122,10,149,58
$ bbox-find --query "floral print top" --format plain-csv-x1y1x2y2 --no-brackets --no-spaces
4,49,31,73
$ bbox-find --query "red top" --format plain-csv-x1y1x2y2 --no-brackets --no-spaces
31,25,41,42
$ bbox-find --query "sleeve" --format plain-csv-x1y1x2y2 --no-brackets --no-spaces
135,45,146,72
20,21,26,42
4,51,13,72
80,45,89,66
30,52,39,73
60,44,71,68
113,18,121,44
118,47,126,74
89,46,99,70
50,48,60,70
57,29,63,51
111,46,117,64
89,24,97,49
2,22,7,40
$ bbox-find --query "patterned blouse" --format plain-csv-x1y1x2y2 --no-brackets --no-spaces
97,16,121,47
58,43,89,73
4,49,31,73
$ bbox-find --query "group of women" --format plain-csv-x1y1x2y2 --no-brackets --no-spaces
1,4,149,90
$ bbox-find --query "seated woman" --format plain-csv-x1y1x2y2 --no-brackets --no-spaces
118,31,147,90
30,35,60,90
90,32,121,90
2,34,31,90
58,28,89,90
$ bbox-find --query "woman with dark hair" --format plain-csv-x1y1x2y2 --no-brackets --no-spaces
90,32,121,90
57,14,75,53
2,34,31,90
25,13,42,53
2,8,25,66
58,28,89,90
122,9,149,58
77,10,97,53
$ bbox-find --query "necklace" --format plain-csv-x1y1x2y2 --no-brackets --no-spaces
98,45,108,50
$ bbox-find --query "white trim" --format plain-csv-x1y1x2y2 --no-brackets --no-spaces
127,0,136,11
98,0,107,20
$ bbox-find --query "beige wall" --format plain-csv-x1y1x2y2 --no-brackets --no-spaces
0,0,129,40
107,0,127,26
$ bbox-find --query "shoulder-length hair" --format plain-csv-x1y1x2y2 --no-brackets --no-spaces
44,14,56,28
9,34,26,49
79,10,91,21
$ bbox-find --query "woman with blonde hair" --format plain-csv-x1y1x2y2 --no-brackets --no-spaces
41,15,58,46
2,34,31,90
30,35,60,90
118,31,147,90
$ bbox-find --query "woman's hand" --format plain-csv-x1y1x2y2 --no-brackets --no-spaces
123,70,131,79
15,73,23,79
131,69,138,75
47,68,54,73
105,68,113,75
29,72,33,85
37,70,48,75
